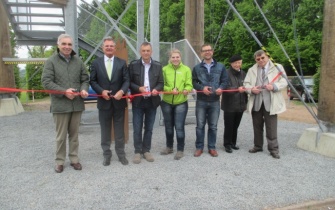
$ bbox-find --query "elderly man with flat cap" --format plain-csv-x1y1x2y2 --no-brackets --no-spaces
221,54,248,153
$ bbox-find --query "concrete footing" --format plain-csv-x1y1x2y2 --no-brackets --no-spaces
0,97,24,117
297,127,335,158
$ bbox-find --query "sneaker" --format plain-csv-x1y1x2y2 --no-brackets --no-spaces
133,153,141,164
174,151,184,160
160,147,173,155
143,152,154,162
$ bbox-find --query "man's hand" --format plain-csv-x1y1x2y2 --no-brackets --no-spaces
65,88,76,100
80,90,89,98
264,84,274,91
238,86,245,93
172,88,179,95
203,86,212,95
139,86,148,93
151,89,159,96
251,86,261,94
215,88,222,96
102,90,111,100
113,90,124,100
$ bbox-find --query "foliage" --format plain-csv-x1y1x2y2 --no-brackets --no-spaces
25,46,53,99
80,0,324,77
313,67,320,100
203,0,324,75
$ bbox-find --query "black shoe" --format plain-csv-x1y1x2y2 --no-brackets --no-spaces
225,146,233,153
231,145,239,150
119,157,129,165
270,153,280,159
103,157,111,166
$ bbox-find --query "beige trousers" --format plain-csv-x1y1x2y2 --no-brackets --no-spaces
53,112,82,165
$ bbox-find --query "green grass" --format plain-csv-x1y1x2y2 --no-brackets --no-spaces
19,93,50,104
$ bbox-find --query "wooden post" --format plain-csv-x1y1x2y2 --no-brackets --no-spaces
318,0,335,130
0,2,15,91
112,39,129,143
185,0,204,57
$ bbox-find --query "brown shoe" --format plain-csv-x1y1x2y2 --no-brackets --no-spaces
249,147,263,153
55,165,63,173
194,149,203,157
209,149,218,157
70,162,82,170
271,153,280,159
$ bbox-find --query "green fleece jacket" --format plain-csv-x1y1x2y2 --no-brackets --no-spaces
41,50,89,113
162,62,193,105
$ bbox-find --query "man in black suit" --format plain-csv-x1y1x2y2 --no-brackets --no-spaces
90,37,129,166
128,42,164,164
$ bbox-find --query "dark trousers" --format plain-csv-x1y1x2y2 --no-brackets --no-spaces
98,107,126,159
251,104,279,154
132,98,157,154
223,111,244,147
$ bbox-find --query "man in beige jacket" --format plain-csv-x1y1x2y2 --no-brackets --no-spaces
243,50,287,159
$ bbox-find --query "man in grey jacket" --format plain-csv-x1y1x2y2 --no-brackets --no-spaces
243,50,287,159
42,34,89,173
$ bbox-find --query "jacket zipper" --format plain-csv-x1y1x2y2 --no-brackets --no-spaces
172,68,177,104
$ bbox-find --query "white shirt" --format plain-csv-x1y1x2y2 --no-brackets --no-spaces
142,59,151,96
104,55,114,70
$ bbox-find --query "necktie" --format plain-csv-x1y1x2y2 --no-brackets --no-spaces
107,59,112,80
262,67,266,81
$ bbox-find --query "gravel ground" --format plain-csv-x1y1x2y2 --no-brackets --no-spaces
1,106,335,210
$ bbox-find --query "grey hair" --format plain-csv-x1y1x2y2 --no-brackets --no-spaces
57,34,73,45
254,50,266,58
141,41,152,48
102,36,116,46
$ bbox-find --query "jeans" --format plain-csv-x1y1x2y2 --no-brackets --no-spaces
195,99,220,150
132,98,157,154
161,101,188,151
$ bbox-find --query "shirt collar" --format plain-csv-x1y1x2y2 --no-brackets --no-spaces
202,59,214,65
262,61,270,70
104,55,114,62
142,59,152,65
59,52,71,61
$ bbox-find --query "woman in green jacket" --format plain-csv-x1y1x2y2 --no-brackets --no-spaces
160,49,193,160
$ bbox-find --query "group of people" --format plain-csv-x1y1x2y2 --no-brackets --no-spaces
42,34,287,173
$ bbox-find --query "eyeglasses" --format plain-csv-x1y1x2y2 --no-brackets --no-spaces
201,49,213,53
256,56,266,61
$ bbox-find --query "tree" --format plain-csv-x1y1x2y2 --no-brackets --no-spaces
25,46,54,99
81,0,324,76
